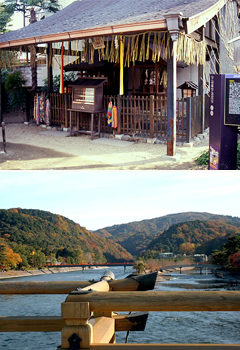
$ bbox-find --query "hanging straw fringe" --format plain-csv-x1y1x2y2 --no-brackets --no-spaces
0,30,207,69
176,32,206,66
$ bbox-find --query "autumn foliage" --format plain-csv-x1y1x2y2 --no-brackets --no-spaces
0,243,22,269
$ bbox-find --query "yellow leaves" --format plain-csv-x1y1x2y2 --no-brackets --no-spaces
179,242,195,254
3,245,22,269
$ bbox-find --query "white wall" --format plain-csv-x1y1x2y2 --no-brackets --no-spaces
176,64,199,98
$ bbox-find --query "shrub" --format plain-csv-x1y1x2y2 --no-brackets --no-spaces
195,143,240,169
4,70,26,109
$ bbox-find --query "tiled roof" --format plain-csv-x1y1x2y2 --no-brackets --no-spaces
0,0,223,44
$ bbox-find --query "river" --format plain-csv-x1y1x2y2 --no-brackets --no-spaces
0,266,239,349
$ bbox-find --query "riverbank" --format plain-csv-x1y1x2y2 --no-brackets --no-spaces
0,266,91,279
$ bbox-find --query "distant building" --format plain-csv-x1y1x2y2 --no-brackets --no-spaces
158,253,174,259
194,254,208,263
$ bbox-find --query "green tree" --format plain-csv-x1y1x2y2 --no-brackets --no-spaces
5,70,26,109
211,234,240,269
134,258,147,273
4,0,60,27
31,250,46,267
0,3,12,33
4,0,60,92
18,255,29,269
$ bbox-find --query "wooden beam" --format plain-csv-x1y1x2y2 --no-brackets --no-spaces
0,316,65,332
66,345,240,350
186,0,227,34
0,273,157,294
89,317,115,344
65,291,240,312
0,20,167,49
0,281,92,294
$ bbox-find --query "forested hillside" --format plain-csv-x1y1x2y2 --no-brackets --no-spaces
145,219,240,255
95,212,240,255
0,208,133,269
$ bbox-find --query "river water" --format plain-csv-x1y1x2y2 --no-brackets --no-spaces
0,266,239,349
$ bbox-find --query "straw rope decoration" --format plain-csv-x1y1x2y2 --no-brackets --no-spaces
176,32,206,66
0,30,206,69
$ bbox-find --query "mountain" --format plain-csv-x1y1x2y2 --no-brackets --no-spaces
94,212,240,255
146,219,240,254
0,208,133,263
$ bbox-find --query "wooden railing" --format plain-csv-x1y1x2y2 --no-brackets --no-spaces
49,93,187,141
0,279,240,350
104,95,186,140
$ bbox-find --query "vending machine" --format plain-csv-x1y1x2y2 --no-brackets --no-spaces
209,74,239,170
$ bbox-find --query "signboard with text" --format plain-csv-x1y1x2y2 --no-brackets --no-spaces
209,74,238,170
225,75,240,126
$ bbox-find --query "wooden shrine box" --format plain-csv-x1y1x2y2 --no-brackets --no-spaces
69,77,108,113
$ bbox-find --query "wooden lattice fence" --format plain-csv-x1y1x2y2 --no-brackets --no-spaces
49,93,204,142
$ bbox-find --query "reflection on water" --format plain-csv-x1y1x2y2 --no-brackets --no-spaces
0,267,239,349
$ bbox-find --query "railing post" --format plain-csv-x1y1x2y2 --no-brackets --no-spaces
1,121,6,153
61,301,92,349
186,97,191,143
150,95,154,138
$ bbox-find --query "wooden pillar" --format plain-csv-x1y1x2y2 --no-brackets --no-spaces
155,63,158,94
150,95,154,138
47,43,53,93
167,37,177,156
61,301,92,349
199,25,206,133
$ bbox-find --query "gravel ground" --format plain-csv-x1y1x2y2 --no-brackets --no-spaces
0,118,209,170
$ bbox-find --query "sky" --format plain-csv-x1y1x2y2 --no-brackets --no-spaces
0,171,240,231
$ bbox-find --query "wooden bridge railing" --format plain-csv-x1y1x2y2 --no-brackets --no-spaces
0,278,240,350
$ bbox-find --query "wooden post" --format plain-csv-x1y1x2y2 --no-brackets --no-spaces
1,122,6,153
47,43,53,93
186,97,191,143
64,93,68,128
69,110,72,136
61,301,92,349
150,95,154,138
91,113,94,140
155,63,158,94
